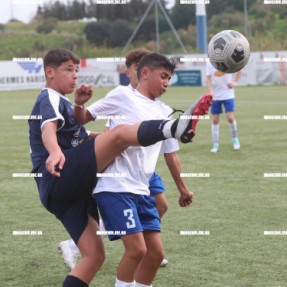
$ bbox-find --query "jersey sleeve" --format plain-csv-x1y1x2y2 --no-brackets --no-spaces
160,138,179,154
105,120,110,128
39,92,65,130
86,87,122,120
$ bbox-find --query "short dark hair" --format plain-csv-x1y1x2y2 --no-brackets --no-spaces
137,53,176,80
125,48,151,68
44,48,80,72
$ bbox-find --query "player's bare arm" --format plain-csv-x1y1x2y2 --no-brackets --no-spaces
73,85,94,125
206,76,214,96
228,69,243,88
164,152,193,207
41,120,66,177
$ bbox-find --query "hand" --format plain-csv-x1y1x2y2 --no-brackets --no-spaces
46,150,66,177
228,82,237,88
74,85,93,105
207,91,214,100
179,190,193,207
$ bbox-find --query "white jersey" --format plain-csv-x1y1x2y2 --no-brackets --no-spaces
87,85,178,196
105,84,179,155
206,61,234,100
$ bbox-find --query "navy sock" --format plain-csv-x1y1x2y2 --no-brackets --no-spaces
62,275,88,287
137,120,167,147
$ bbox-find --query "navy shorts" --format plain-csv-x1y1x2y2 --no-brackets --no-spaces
35,138,99,244
211,98,235,114
149,172,166,195
94,192,161,241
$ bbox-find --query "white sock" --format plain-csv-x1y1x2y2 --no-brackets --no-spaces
211,124,219,145
135,282,152,287
69,239,79,253
229,120,237,139
115,278,135,287
162,119,174,139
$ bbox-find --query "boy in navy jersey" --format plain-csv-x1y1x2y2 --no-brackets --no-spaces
28,48,212,287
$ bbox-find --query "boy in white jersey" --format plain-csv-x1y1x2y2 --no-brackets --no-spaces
58,49,190,270
206,60,242,152
74,53,212,287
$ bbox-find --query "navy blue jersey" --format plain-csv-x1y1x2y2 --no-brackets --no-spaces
29,88,88,172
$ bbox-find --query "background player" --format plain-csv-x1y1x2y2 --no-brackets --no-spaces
206,60,242,153
74,53,212,287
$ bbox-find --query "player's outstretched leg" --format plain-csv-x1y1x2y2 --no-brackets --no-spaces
93,93,212,172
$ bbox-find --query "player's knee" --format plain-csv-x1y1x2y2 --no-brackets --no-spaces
82,239,106,263
226,113,234,123
93,248,106,266
162,200,168,213
157,201,168,217
212,117,219,125
127,244,147,260
227,116,234,123
149,247,165,263
111,124,127,146
83,247,106,268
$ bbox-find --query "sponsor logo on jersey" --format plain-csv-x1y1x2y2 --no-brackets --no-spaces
214,70,226,77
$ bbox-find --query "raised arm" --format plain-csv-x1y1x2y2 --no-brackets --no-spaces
164,152,193,207
228,69,243,88
206,75,213,95
73,85,94,125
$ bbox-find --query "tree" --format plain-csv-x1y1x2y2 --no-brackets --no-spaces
84,20,111,46
170,1,196,29
109,20,132,47
67,0,87,20
43,1,67,20
37,17,58,34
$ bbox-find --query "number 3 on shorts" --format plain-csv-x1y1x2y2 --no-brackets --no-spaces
123,209,136,229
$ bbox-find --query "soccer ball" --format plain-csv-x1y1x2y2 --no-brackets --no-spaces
208,30,250,73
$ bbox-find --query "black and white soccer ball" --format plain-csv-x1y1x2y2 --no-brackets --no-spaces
208,30,250,73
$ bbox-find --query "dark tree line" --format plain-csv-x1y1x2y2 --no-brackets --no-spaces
38,0,154,22
37,0,257,29
35,0,281,47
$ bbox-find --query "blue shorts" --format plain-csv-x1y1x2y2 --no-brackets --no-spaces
211,98,235,114
94,192,161,241
149,172,166,195
35,138,99,244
